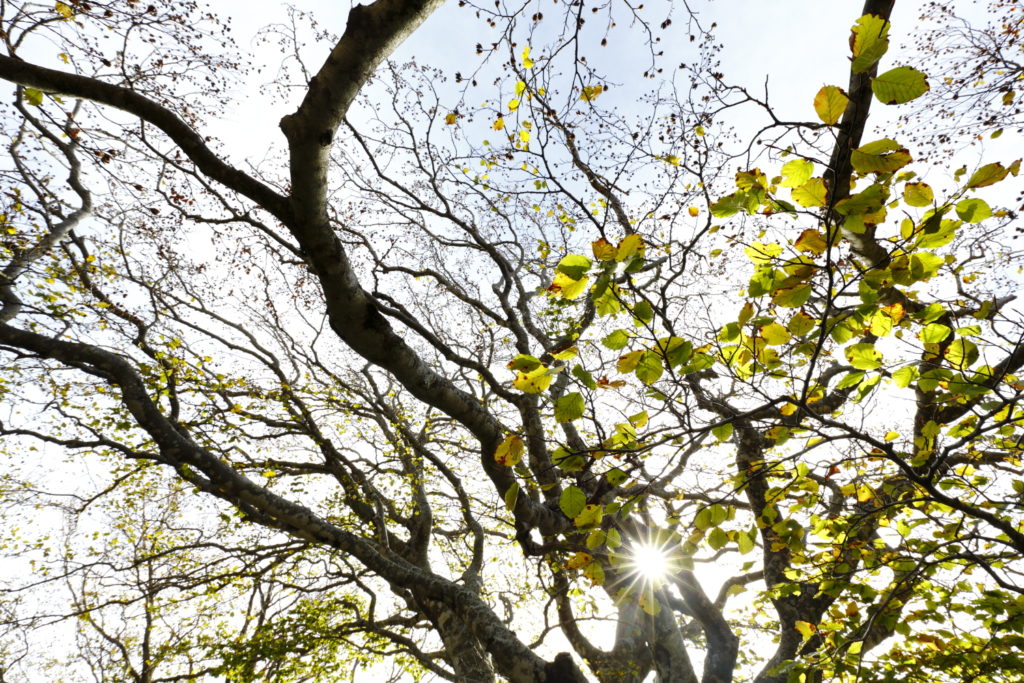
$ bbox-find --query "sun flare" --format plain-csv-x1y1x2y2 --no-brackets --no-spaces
630,541,672,582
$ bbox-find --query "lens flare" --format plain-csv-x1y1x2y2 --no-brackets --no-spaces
629,540,672,583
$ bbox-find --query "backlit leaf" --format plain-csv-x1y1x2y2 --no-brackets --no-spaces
791,178,828,208
494,435,525,466
850,14,890,73
955,198,993,223
555,392,586,423
845,343,883,370
871,66,929,105
903,182,933,207
794,229,828,255
813,85,849,125
560,486,587,518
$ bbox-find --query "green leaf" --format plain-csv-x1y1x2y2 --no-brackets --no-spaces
560,486,587,518
23,88,43,106
504,482,519,510
507,354,543,372
845,343,883,370
711,190,758,217
556,254,592,280
760,322,791,346
834,183,886,216
737,530,756,554
712,422,733,442
903,182,934,207
555,392,585,423
850,138,912,174
892,366,918,388
632,300,654,324
708,527,728,550
836,371,866,390
813,86,849,125
635,351,664,385
602,329,631,350
572,364,597,390
788,312,816,337
871,66,930,105
617,350,643,374
955,198,993,223
850,14,890,73
780,159,814,188
772,283,812,308
920,323,952,343
966,162,1012,189
605,468,628,486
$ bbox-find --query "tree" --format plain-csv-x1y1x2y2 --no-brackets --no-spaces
0,0,1022,681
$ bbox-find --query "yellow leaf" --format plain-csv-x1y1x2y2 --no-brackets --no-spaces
551,271,589,299
794,229,828,256
813,85,849,125
444,112,457,125
743,241,783,265
688,206,700,217
521,46,535,69
513,366,554,394
617,350,644,374
884,431,900,442
508,98,520,111
592,238,617,261
564,552,592,570
55,1,73,19
519,129,530,143
581,84,604,101
791,178,828,208
616,234,645,262
780,402,798,416
795,620,817,639
493,117,505,131
760,322,792,346
494,435,525,466
515,80,527,97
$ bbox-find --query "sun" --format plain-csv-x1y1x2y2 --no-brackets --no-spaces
629,540,673,583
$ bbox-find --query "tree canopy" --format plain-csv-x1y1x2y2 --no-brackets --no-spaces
0,0,1022,681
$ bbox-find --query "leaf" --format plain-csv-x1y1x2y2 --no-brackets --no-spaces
560,486,587,518
574,504,603,528
711,190,758,217
795,620,817,639
494,435,525,467
603,330,631,350
580,84,604,101
616,234,645,262
835,183,886,216
845,343,883,370
584,561,605,585
23,88,43,106
871,66,929,105
565,552,592,570
55,1,73,19
688,206,700,217
592,238,617,261
555,392,585,423
504,482,519,510
903,182,934,207
920,323,952,344
635,351,664,385
850,138,912,174
632,300,654,323
507,354,543,372
966,162,1013,188
556,254,592,280
955,198,993,223
788,312,816,337
445,112,457,125
744,241,783,264
708,527,728,550
850,14,890,73
493,117,505,130
760,322,791,346
772,283,812,308
712,423,733,442
813,86,849,125
572,364,597,390
893,366,918,388
508,98,520,111
791,178,828,208
794,229,828,255
737,530,756,554
513,366,555,393
617,350,644,374
780,159,814,188
551,272,589,299
521,45,535,68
